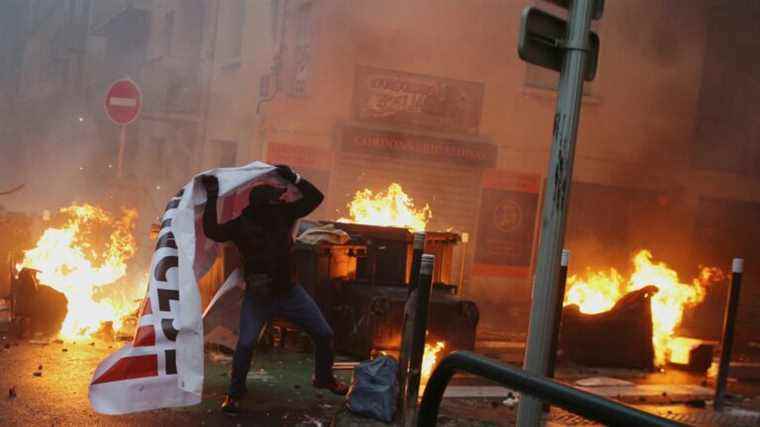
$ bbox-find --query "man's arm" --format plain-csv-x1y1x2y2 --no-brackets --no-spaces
201,175,236,242
276,165,324,220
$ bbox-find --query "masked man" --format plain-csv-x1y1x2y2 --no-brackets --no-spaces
201,165,347,415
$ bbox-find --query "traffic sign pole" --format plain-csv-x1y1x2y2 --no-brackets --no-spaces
117,125,127,178
517,1,596,426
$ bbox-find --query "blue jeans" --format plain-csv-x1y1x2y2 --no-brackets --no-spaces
228,285,335,397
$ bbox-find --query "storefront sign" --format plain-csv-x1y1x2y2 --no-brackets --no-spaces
353,66,485,135
341,125,496,168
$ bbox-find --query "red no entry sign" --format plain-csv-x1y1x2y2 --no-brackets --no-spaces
104,79,142,125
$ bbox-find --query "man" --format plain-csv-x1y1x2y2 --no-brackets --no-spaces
201,165,348,415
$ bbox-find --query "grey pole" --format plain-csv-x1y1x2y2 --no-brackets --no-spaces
517,1,594,425
404,254,435,427
544,249,570,413
714,258,744,411
399,233,426,410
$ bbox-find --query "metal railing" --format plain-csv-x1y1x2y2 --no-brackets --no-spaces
417,351,685,427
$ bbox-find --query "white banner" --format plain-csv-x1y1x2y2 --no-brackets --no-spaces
89,161,287,414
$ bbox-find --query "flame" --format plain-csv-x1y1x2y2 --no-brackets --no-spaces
338,183,431,231
421,341,446,384
563,250,724,366
667,337,703,365
17,203,142,339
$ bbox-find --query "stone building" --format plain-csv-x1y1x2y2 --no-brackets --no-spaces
4,1,759,343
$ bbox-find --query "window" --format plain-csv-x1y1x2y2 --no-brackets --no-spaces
164,11,175,56
291,1,312,96
217,0,245,63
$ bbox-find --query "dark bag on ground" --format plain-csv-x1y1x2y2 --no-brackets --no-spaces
345,356,399,423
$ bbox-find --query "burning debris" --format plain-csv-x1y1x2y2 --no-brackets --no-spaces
562,250,725,367
16,203,143,339
561,286,657,370
337,183,432,231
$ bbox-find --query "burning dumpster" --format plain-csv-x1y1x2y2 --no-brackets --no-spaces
294,221,479,359
559,250,725,370
560,286,657,370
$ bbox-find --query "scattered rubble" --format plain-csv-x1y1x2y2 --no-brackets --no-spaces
303,414,324,427
575,377,634,387
686,399,706,408
502,392,519,408
32,371,42,377
8,386,16,399
207,351,233,364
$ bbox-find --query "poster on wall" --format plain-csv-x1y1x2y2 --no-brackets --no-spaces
473,170,541,278
353,66,485,135
266,142,332,217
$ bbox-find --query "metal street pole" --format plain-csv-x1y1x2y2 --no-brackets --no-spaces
399,233,426,412
404,254,435,427
116,125,127,178
517,1,595,425
714,258,743,411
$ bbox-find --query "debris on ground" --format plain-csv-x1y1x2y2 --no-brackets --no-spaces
246,368,273,382
37,364,42,370
208,351,233,364
302,414,324,426
686,399,706,408
8,386,16,399
62,348,68,352
575,377,634,387
53,339,63,344
502,392,519,408
28,339,48,345
33,371,42,377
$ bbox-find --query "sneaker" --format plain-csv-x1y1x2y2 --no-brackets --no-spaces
221,395,241,415
313,378,349,396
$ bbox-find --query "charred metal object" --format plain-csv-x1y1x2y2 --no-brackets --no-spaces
560,286,658,370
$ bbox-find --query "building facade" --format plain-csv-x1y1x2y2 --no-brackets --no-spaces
4,0,758,343
202,0,760,340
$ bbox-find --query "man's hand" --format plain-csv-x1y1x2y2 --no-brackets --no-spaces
274,164,299,184
201,174,219,195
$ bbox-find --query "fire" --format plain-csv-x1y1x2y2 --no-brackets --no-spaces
421,341,446,384
563,250,724,366
338,183,431,231
17,203,141,339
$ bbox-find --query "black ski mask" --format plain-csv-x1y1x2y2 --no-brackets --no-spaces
243,185,287,220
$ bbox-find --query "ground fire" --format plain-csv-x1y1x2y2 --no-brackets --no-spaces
421,340,446,383
16,203,143,339
563,250,725,366
337,183,432,232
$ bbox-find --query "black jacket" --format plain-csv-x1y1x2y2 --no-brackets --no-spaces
203,178,324,293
